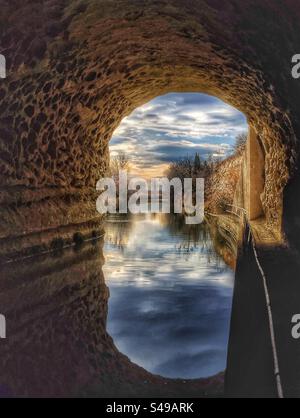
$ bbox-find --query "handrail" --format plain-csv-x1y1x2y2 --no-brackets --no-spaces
189,204,282,396
251,236,284,398
225,204,284,398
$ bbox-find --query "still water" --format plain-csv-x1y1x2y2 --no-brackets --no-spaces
103,214,234,379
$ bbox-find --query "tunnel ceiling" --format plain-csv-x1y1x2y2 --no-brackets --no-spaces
1,0,300,239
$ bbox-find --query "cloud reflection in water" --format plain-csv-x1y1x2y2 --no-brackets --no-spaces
104,215,234,379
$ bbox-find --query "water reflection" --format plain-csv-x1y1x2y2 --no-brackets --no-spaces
104,214,234,379
0,214,233,397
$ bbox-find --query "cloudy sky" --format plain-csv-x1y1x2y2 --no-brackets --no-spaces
110,93,248,178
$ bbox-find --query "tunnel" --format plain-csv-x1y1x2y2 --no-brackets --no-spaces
1,0,300,398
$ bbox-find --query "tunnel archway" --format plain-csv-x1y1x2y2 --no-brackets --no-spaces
104,91,245,381
1,0,298,248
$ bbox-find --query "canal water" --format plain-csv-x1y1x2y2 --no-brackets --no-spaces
103,213,234,379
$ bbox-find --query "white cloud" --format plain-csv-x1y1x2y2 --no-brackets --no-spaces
110,93,248,175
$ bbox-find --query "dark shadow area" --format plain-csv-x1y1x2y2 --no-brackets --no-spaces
0,228,226,398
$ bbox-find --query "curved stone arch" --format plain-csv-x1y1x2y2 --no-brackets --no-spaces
1,0,300,243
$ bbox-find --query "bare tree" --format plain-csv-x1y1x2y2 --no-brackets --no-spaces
234,132,248,154
110,151,131,177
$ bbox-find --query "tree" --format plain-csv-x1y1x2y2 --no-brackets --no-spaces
234,132,248,154
193,152,202,174
110,151,131,176
167,153,216,181
167,155,194,181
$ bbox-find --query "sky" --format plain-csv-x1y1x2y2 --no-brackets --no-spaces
110,93,248,178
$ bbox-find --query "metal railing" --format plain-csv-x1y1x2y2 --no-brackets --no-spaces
225,204,247,219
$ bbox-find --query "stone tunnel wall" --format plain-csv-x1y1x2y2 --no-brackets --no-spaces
1,0,300,246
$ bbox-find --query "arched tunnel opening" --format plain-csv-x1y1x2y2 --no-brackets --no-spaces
1,0,300,399
104,91,247,381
